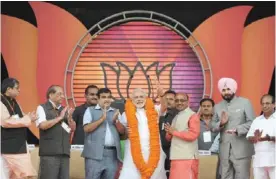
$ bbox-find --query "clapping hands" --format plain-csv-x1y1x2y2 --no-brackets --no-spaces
28,111,38,122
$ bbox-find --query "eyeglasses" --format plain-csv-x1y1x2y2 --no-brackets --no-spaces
175,99,188,103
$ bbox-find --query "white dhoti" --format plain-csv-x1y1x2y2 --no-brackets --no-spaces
253,166,275,179
119,109,167,179
0,155,9,179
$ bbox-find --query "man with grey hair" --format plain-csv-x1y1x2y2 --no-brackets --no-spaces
119,88,166,179
36,85,76,179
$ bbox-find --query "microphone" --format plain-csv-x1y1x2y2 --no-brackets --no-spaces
147,75,154,99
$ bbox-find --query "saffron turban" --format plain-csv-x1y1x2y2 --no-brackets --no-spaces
218,78,237,94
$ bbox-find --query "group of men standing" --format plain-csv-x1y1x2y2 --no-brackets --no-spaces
1,76,275,179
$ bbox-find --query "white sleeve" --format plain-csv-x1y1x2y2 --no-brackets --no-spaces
36,105,46,127
120,112,128,127
246,119,257,138
83,108,92,126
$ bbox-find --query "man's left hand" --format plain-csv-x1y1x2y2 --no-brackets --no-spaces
112,109,120,123
68,109,76,132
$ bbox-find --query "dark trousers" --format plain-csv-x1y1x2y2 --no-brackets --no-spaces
216,156,221,179
38,155,70,179
163,147,171,178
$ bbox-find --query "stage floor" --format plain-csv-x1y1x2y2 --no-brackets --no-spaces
30,148,253,179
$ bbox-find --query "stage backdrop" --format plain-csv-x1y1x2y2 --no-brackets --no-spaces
1,1,275,139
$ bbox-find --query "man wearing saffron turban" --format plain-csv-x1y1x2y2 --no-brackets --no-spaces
119,88,166,179
210,77,255,179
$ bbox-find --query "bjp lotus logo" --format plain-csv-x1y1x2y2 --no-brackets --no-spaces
2,3,274,141
100,61,176,101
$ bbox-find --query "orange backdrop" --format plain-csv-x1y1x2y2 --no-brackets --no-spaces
1,2,274,138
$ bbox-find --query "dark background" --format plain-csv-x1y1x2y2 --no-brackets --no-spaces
1,1,275,144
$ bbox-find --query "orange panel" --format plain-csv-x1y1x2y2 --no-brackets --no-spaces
1,15,39,138
188,6,253,103
241,16,275,115
29,2,91,104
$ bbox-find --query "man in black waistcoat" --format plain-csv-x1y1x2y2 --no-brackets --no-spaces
158,90,179,178
36,85,76,179
72,84,98,144
1,77,38,179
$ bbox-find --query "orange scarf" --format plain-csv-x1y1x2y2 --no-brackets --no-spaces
125,98,160,179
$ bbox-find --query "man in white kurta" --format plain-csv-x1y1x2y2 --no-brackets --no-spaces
246,94,275,179
119,88,166,179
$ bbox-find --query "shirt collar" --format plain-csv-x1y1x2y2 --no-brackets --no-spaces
166,108,178,115
84,102,95,108
261,112,276,120
179,107,191,114
49,100,62,110
200,114,213,121
94,104,114,111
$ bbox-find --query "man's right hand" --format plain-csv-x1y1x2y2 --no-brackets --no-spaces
220,111,229,126
248,136,258,143
28,111,38,122
164,122,176,135
101,105,107,121
57,107,68,122
248,129,263,143
254,129,263,141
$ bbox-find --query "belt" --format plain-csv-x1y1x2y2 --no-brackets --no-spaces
104,146,116,150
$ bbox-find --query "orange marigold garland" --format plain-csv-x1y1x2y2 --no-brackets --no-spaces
125,98,160,179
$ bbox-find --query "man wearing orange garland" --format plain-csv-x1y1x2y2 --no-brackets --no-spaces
164,93,200,179
119,88,166,179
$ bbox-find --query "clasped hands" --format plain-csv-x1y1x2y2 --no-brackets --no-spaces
111,108,125,135
58,106,76,132
248,129,275,143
